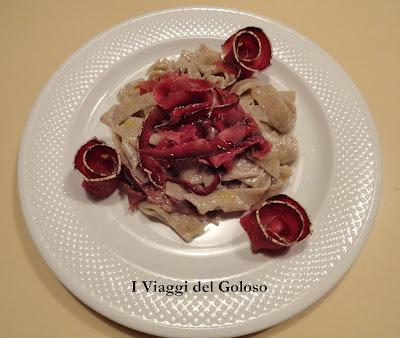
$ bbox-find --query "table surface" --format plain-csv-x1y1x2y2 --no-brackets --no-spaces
1,1,399,337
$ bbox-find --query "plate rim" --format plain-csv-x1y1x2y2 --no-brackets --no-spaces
18,6,382,338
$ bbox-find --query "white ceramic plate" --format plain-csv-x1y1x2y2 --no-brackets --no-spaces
18,7,381,338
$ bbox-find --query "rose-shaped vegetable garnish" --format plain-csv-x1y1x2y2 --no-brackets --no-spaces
222,27,272,79
74,138,121,198
240,194,311,252
269,194,312,241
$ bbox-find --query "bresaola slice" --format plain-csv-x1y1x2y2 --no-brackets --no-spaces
74,138,121,198
240,194,311,252
222,27,272,79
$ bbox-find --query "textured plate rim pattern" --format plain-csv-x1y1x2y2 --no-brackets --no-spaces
18,7,382,338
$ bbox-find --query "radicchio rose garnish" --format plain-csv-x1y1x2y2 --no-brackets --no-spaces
221,27,272,79
270,194,311,241
73,138,121,198
240,194,312,252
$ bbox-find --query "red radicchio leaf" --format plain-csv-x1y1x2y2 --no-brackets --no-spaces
81,179,120,199
186,78,215,92
240,195,311,252
216,122,252,145
138,78,160,94
170,102,211,125
138,106,222,195
137,72,271,195
177,108,211,125
73,138,121,198
211,103,246,130
208,136,262,168
222,27,272,79
199,157,212,166
251,135,271,158
155,124,201,148
213,87,240,107
138,108,169,187
153,74,214,109
140,138,226,159
138,70,181,94
207,103,270,167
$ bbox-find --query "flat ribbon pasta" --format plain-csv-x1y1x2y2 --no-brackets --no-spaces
138,202,204,241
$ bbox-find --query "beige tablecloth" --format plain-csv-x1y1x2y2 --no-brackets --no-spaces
1,1,398,337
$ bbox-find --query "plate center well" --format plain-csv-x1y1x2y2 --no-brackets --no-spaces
65,38,333,278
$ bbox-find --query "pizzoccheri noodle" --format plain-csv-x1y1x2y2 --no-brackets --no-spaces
105,48,297,238
74,27,311,252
